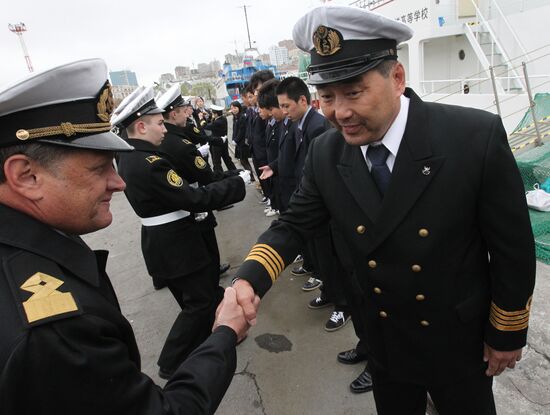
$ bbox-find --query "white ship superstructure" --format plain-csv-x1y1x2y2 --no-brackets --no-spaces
349,0,550,151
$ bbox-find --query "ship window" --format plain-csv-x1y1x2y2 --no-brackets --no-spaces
459,50,465,60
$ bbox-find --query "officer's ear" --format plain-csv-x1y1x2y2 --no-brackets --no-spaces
2,154,46,201
391,62,406,95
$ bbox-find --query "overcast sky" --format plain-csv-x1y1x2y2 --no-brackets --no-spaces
2,0,350,88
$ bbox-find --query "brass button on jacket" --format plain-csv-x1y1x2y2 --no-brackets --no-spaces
418,228,429,237
374,287,382,294
416,294,425,301
368,260,377,269
412,264,422,272
420,320,430,327
379,311,388,318
356,225,366,234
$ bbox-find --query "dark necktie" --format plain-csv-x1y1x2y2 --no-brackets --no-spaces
367,144,391,196
295,127,303,149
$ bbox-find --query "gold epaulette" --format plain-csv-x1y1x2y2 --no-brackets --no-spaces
489,297,532,332
244,244,285,282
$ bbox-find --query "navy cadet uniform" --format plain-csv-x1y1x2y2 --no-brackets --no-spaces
112,87,246,377
204,107,237,174
0,59,239,414
277,117,295,212
265,118,282,211
235,6,536,415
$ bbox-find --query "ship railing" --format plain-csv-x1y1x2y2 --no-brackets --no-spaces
420,74,550,95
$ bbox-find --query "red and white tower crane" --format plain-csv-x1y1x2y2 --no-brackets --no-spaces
8,22,34,73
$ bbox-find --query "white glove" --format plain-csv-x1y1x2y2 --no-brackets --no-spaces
238,170,251,185
198,143,210,157
232,140,237,146
221,135,228,143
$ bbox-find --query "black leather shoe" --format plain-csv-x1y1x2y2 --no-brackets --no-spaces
350,367,373,394
158,368,174,380
337,348,368,365
219,263,231,275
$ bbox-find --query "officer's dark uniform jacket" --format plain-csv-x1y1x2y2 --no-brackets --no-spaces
237,89,536,385
232,111,249,159
204,116,228,147
183,118,207,145
117,139,245,279
160,123,238,185
0,203,237,414
265,119,281,173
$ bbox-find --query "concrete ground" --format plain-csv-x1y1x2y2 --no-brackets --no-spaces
82,181,550,415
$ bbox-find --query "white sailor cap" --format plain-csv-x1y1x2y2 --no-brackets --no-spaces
210,104,224,112
0,58,133,151
292,5,413,85
156,84,187,111
111,86,163,129
114,86,145,116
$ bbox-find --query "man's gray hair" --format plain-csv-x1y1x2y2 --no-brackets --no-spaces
0,143,73,183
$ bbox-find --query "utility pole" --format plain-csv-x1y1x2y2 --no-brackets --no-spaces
240,5,252,49
8,22,34,73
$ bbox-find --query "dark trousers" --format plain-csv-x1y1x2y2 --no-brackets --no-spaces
238,157,256,181
211,142,236,174
252,156,270,196
371,368,496,415
157,227,224,372
157,259,224,372
278,176,296,213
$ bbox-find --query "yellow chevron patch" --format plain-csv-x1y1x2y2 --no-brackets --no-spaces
244,244,285,282
489,298,532,332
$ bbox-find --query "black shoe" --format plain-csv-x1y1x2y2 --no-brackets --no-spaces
337,348,368,365
308,295,333,309
219,263,231,275
217,204,234,211
324,310,350,332
291,265,311,277
158,368,174,380
350,367,373,394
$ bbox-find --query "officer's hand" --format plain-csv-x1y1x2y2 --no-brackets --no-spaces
238,170,251,185
221,135,228,143
232,279,260,325
483,343,523,376
213,287,249,342
259,165,274,180
198,143,210,157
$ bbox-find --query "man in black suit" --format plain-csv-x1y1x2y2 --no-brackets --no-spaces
0,58,250,415
230,5,536,415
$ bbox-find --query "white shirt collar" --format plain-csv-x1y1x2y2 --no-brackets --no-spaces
298,106,312,130
361,94,410,170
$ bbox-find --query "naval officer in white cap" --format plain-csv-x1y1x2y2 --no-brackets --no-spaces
0,58,250,414
230,5,535,414
113,86,251,382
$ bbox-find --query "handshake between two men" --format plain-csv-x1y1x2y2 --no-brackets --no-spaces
213,281,260,342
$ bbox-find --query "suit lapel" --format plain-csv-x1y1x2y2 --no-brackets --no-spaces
368,89,446,251
337,144,382,223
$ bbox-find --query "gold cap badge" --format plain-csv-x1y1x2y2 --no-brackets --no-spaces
96,82,114,122
313,25,343,56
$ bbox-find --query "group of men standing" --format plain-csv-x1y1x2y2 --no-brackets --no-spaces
0,4,537,415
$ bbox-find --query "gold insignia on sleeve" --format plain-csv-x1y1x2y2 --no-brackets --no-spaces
167,169,183,187
96,82,114,122
195,156,207,169
193,127,200,134
313,25,342,56
146,155,162,163
489,299,532,332
244,244,285,282
20,273,78,323
182,139,192,145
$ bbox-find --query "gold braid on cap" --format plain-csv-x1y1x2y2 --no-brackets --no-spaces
16,122,112,141
15,81,114,141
